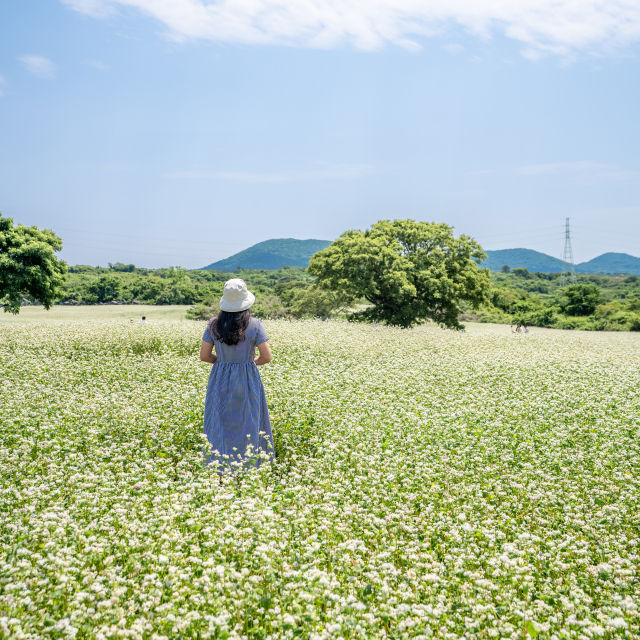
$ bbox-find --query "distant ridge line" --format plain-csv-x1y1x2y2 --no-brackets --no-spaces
198,239,640,275
480,248,640,275
200,238,332,271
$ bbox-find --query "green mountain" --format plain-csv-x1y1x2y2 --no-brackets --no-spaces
575,252,640,275
481,248,640,274
201,238,332,271
201,239,640,275
480,249,564,273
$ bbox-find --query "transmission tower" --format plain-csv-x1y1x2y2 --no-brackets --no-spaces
560,217,577,286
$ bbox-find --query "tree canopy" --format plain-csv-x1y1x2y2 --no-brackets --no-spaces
0,213,68,314
560,284,603,316
308,219,490,328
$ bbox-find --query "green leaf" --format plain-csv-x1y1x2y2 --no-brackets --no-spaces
524,620,540,638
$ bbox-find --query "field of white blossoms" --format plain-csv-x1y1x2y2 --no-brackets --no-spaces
1,313,639,640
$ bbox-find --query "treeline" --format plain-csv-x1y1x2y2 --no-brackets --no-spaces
463,268,640,331
47,263,357,320
187,280,355,321
55,264,314,308
28,262,640,331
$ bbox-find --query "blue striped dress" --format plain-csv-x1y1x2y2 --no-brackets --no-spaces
202,317,274,470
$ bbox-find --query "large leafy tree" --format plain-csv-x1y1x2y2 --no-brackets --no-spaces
0,213,68,314
308,219,490,328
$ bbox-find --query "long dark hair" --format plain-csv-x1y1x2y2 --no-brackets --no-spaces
209,310,251,346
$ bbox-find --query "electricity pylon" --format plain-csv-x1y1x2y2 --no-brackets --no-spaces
560,217,577,286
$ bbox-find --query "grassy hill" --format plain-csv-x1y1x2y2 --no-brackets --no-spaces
201,238,332,271
481,249,564,273
482,248,640,275
199,238,640,275
575,252,640,275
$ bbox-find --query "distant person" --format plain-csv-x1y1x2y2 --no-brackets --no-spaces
200,279,273,472
140,316,147,324
524,325,530,334
512,322,522,333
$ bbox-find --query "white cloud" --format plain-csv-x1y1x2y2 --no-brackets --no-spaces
61,0,640,56
87,59,110,70
165,163,380,183
516,161,605,176
19,55,57,79
516,161,639,182
443,43,463,54
0,74,5,97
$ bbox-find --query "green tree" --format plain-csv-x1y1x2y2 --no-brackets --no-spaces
108,262,136,272
288,285,357,320
87,275,124,303
273,281,311,305
487,287,522,313
501,265,511,273
560,284,603,316
512,267,532,279
166,266,190,285
308,219,490,328
0,213,67,314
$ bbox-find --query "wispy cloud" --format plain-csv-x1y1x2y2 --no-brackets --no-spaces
516,161,639,183
61,0,640,57
466,169,493,176
165,164,381,184
516,161,604,176
443,43,463,54
0,74,6,97
19,55,57,79
87,59,110,70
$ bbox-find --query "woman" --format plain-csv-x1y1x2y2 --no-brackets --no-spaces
200,278,274,470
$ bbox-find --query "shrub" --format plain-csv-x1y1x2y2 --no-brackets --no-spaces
512,267,532,279
185,303,215,321
559,284,603,316
251,295,289,319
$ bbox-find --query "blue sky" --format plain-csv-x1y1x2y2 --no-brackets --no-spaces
1,0,640,268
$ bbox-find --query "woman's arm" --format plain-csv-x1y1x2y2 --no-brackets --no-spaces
254,341,272,366
200,341,217,364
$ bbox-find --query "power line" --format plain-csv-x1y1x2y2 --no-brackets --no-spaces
480,234,566,251
481,232,565,244
60,236,233,255
51,226,249,248
59,242,222,262
472,226,565,240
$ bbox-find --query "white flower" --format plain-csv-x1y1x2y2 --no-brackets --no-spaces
2,317,638,640
609,618,628,629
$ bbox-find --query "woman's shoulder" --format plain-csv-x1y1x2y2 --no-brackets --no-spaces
249,316,268,344
248,316,267,335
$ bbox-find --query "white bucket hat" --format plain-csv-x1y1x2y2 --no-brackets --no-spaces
219,278,255,312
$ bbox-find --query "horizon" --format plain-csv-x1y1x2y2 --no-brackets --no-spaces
66,238,640,271
1,1,640,268
198,241,638,273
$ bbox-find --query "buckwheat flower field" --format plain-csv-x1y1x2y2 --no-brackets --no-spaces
1,313,639,640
